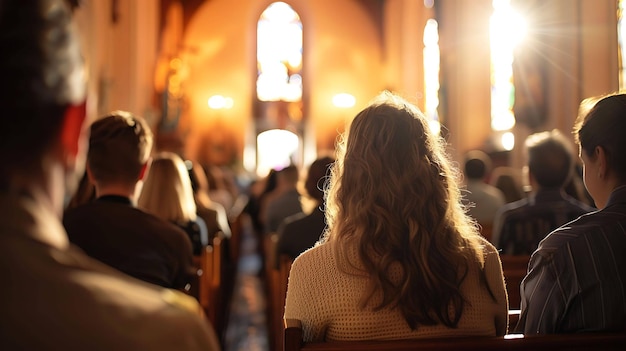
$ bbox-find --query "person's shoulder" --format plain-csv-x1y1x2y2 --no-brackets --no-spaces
473,234,499,259
484,184,506,201
494,198,529,218
90,275,218,349
281,211,308,230
3,244,218,350
535,212,600,254
63,201,101,221
292,241,331,267
136,209,187,234
564,195,596,213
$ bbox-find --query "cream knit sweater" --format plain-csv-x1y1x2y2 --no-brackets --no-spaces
284,237,508,341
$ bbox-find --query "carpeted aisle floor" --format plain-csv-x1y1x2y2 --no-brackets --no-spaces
224,216,269,351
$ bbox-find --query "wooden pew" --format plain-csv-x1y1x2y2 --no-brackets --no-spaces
208,235,224,336
271,255,293,351
191,244,214,321
500,254,530,310
284,318,626,351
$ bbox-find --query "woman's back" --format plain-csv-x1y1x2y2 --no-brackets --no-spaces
284,92,508,341
285,238,507,341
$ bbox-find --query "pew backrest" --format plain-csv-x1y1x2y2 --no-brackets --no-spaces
284,318,626,351
500,254,530,309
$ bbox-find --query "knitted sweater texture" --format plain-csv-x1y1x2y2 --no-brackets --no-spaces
284,237,508,341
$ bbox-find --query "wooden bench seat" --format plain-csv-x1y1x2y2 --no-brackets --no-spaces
284,318,626,351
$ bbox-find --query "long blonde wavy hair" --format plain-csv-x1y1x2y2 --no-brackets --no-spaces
138,151,197,224
322,92,484,330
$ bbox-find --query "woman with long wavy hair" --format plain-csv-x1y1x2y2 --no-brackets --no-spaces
284,92,508,341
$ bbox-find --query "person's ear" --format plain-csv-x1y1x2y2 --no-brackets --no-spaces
86,163,95,184
138,158,152,181
60,101,88,159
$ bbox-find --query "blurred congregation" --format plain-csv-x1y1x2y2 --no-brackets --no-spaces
2,0,626,351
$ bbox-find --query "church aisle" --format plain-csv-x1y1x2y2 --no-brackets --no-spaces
223,216,270,351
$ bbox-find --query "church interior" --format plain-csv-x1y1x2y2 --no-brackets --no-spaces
69,1,625,350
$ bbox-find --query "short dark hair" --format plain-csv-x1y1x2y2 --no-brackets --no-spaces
305,156,335,203
525,130,573,188
0,0,85,174
464,150,491,180
87,112,153,185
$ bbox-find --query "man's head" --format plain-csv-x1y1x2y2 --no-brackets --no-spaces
0,0,86,177
525,129,574,189
277,165,299,188
305,156,335,203
464,150,492,181
87,111,153,189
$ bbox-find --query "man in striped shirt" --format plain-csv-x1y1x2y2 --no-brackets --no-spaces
516,94,626,334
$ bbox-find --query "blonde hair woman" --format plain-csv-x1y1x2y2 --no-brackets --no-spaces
139,152,208,255
284,92,508,341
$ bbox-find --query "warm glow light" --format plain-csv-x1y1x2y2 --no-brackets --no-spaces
256,129,300,177
428,120,441,136
243,144,257,173
423,18,440,131
501,131,515,151
490,0,525,132
332,93,356,108
208,95,233,109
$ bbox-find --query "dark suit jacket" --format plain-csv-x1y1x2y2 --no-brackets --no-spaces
63,195,195,289
275,206,326,267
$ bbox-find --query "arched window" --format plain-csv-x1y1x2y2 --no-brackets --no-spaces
253,2,303,176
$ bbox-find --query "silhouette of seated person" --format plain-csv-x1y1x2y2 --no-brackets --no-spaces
0,1,219,348
462,150,505,237
205,164,237,216
262,165,303,234
187,160,232,243
275,156,335,267
138,152,209,256
244,169,278,235
64,112,196,289
489,166,526,204
492,130,595,255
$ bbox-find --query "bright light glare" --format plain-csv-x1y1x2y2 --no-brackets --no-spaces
208,95,233,109
243,144,256,173
257,129,300,177
423,19,440,130
501,131,515,151
490,0,525,132
257,2,302,102
332,93,356,108
428,120,441,136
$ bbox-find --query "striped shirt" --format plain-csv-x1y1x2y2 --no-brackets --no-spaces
516,185,626,334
